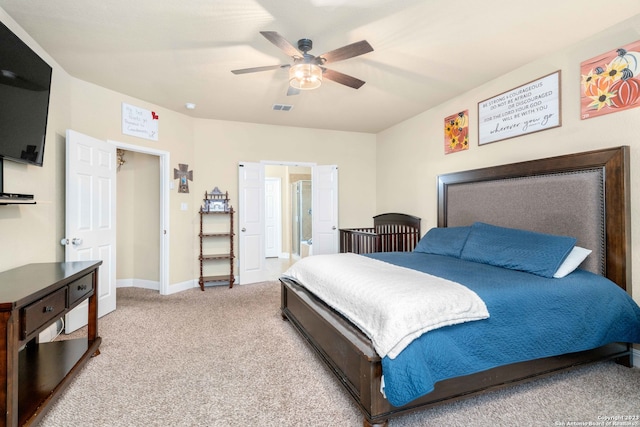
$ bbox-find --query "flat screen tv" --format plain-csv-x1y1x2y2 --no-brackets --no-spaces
0,20,52,168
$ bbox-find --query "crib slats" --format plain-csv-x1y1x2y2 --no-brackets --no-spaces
339,228,379,254
339,213,421,254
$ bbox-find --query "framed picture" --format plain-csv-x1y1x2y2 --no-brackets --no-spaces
580,40,640,120
478,71,561,145
209,200,226,212
444,110,469,154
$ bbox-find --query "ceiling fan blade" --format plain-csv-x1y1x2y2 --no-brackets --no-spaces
287,86,300,96
260,31,301,58
231,64,289,74
322,68,366,89
317,40,373,64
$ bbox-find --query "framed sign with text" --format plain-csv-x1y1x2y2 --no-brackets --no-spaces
122,102,159,141
478,71,561,145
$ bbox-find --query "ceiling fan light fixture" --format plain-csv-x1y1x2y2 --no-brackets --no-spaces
289,63,322,90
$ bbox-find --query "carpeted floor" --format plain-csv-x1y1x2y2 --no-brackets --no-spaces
39,282,640,426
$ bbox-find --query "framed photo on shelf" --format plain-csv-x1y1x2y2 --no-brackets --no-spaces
209,200,227,212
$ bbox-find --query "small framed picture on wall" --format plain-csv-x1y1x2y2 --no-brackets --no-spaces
444,110,469,154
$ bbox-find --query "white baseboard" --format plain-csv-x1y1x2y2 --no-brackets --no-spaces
633,347,640,368
116,278,240,294
166,279,199,294
116,278,159,291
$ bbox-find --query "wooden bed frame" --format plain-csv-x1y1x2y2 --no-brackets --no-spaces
339,213,421,254
280,146,632,426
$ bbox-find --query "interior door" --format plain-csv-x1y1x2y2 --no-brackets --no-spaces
312,165,339,255
238,162,265,284
64,129,117,333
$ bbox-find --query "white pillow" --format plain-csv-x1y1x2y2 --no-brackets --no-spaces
553,246,592,278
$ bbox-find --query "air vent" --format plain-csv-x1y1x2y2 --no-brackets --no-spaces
272,104,293,112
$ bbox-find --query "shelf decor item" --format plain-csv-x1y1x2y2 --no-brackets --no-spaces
198,188,235,290
203,187,229,212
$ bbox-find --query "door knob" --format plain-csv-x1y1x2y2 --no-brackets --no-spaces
241,227,246,232
60,238,83,246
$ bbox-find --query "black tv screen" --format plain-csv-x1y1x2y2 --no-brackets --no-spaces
0,20,52,167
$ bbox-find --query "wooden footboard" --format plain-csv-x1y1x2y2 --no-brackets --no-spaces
280,277,632,426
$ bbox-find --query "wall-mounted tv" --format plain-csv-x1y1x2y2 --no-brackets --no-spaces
0,20,52,168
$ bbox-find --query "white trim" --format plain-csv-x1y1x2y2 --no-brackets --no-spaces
107,140,171,296
633,347,640,368
116,278,134,288
260,160,316,167
166,279,199,294
116,279,160,291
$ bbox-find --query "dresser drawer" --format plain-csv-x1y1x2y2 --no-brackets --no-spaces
68,272,94,307
21,287,67,339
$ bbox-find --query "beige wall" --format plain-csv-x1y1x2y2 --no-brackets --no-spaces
2,6,639,301
0,7,377,290
0,10,70,270
68,79,196,286
377,14,640,303
192,119,377,279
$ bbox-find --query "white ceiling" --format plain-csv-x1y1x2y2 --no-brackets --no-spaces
1,0,639,133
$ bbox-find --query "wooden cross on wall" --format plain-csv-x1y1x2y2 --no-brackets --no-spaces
173,163,193,193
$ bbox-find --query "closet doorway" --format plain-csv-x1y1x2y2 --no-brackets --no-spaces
111,141,170,295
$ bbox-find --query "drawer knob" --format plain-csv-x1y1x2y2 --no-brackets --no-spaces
44,306,55,313
78,284,88,291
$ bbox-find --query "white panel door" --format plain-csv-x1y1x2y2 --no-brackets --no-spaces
264,177,281,258
312,165,339,255
238,162,266,284
64,129,117,333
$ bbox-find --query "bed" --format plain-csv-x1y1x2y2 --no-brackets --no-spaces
279,146,637,427
339,213,421,254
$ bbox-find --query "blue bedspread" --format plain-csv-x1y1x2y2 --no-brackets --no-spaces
365,252,640,407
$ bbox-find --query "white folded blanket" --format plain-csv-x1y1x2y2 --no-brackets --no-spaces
283,253,489,359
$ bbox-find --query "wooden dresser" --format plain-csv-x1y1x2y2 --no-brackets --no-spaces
0,261,102,426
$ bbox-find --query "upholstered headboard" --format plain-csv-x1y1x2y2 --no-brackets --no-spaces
437,147,630,290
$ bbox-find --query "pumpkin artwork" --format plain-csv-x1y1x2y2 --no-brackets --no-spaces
444,110,469,154
610,77,640,108
580,41,640,119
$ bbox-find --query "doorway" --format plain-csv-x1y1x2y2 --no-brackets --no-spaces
109,140,170,295
239,161,337,284
291,179,312,259
264,165,312,279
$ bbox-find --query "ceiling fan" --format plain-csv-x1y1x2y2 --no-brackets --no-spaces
231,31,373,96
